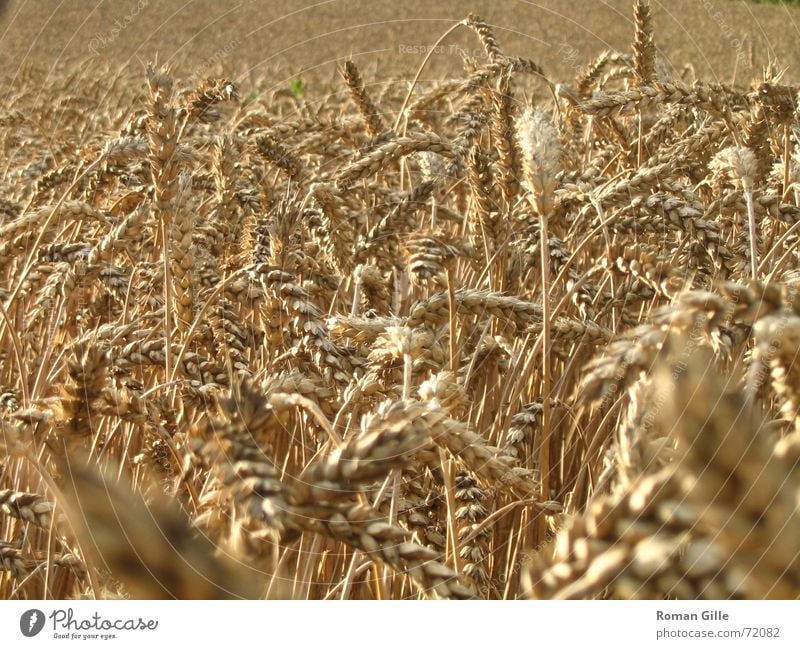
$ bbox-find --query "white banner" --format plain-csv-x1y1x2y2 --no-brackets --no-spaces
0,600,798,648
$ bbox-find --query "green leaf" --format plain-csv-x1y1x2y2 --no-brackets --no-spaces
289,78,306,97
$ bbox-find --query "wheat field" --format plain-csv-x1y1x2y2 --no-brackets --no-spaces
1,2,799,600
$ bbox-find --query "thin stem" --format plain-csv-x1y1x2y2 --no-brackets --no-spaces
783,123,792,202
744,189,758,279
538,210,552,541
446,268,458,373
393,20,466,134
439,447,461,574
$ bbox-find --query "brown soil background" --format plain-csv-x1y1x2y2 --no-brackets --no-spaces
1,1,799,91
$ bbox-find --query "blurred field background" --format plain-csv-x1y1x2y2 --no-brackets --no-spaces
1,0,800,92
